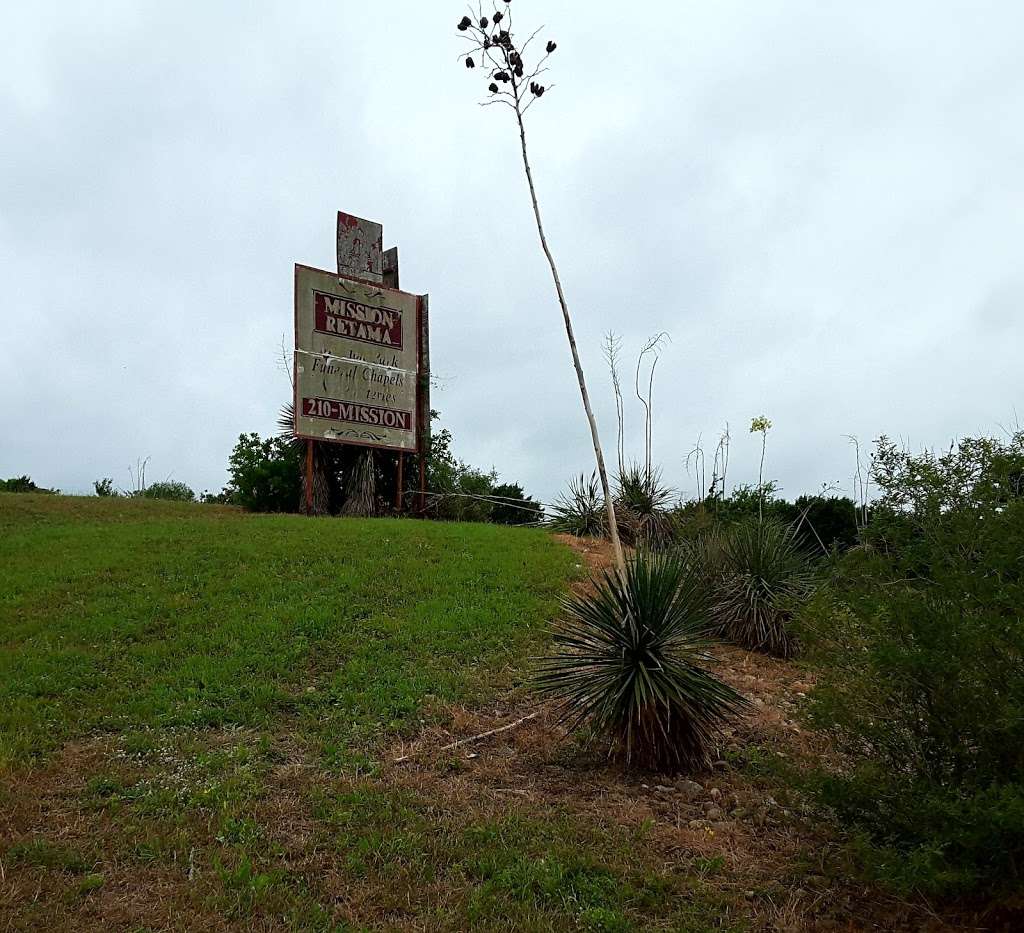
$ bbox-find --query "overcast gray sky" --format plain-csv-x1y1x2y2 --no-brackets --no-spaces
2,0,1022,504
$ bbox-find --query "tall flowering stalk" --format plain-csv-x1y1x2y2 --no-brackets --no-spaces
456,2,625,573
750,415,772,521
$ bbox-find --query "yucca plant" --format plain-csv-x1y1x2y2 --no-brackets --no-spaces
614,463,676,549
548,472,606,538
535,551,747,772
706,517,816,658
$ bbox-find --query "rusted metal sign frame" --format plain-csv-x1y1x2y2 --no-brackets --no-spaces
293,262,426,457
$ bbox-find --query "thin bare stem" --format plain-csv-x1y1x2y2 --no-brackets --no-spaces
603,332,626,476
513,89,625,573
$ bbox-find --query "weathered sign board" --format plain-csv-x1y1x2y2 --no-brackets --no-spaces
336,211,383,285
293,265,420,451
293,213,429,475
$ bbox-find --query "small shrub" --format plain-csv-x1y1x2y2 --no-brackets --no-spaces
534,551,747,771
614,464,675,549
139,480,195,502
93,478,118,497
222,433,302,513
548,473,606,538
700,517,815,657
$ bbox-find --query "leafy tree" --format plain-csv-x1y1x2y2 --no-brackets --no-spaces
673,483,790,537
671,487,858,554
792,494,858,552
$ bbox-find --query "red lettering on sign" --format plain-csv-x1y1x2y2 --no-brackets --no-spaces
314,291,403,350
303,397,412,432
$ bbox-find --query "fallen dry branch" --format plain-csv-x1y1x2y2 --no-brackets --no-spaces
394,711,540,763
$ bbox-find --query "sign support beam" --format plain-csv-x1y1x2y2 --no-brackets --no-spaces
305,440,314,515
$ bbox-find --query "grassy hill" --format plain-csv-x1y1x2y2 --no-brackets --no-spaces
0,494,575,770
2,494,975,932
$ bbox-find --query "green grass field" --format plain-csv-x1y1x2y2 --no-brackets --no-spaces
0,495,771,931
3,494,956,931
0,494,575,770
3,495,733,931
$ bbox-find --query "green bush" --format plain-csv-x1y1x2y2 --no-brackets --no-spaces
222,433,303,513
490,482,543,525
700,483,792,527
93,478,118,497
672,486,858,554
801,432,1024,897
792,494,858,552
534,551,746,771
139,480,195,502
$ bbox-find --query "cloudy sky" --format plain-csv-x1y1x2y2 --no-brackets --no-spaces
2,0,1021,504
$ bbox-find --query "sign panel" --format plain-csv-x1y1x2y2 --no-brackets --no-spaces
336,212,383,285
294,264,419,452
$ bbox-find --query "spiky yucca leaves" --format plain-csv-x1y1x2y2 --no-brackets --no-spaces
535,551,747,772
276,401,299,445
708,517,816,658
548,472,606,538
615,463,676,549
